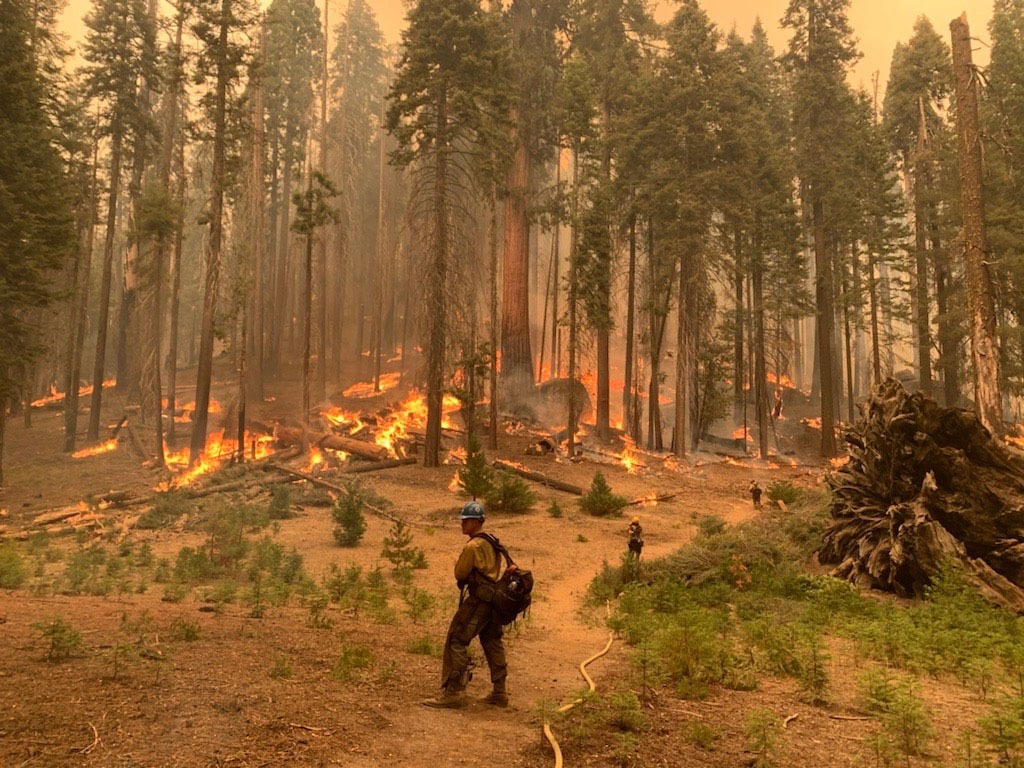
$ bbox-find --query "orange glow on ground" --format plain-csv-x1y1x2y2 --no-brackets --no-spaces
71,439,118,458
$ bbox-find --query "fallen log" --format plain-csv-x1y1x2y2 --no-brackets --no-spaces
341,457,418,474
820,377,1024,611
626,493,677,507
263,464,405,524
276,426,390,462
492,460,584,495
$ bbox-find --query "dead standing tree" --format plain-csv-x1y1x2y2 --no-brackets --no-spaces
950,13,1003,437
819,378,1024,612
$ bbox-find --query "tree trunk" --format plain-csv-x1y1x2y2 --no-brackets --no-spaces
500,0,534,394
950,13,1002,436
550,156,561,379
88,132,123,440
423,82,450,468
813,197,837,457
189,0,231,466
488,192,499,451
317,2,330,403
933,228,958,405
166,141,186,444
913,144,933,397
0,400,6,487
64,138,99,453
623,211,637,440
674,248,696,459
733,227,744,424
566,145,580,458
753,250,769,459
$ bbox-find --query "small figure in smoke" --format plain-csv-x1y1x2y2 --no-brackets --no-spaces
627,516,644,559
748,480,763,510
772,389,784,420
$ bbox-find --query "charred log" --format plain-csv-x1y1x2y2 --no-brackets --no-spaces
820,378,1024,611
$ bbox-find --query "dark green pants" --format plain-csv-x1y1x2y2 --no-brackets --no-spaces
440,594,506,691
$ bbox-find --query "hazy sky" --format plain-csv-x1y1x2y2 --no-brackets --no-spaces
60,0,994,96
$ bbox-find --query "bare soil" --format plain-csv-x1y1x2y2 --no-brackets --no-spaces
0,370,989,767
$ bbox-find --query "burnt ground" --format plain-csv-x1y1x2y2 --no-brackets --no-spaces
0,364,991,767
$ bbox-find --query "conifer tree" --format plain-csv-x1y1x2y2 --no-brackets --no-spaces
81,0,158,440
188,0,258,466
386,0,507,467
0,0,75,483
782,0,860,458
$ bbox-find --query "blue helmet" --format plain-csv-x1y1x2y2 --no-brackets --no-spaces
460,500,485,520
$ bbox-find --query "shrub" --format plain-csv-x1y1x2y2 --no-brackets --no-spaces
578,471,628,517
331,483,368,547
745,709,782,767
331,644,373,681
137,490,190,529
381,519,428,576
0,542,27,588
484,472,536,515
168,617,201,642
408,636,442,656
458,433,494,499
547,500,563,518
267,485,293,519
34,616,85,661
765,480,800,506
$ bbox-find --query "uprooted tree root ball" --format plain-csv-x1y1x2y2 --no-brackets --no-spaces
819,378,1024,611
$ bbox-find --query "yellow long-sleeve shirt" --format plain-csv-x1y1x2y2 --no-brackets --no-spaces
454,535,501,584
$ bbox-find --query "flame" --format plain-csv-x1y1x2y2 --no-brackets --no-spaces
829,456,850,468
369,391,461,457
620,436,642,474
732,427,753,442
801,417,823,430
1005,432,1024,451
663,455,686,473
766,372,796,389
162,428,275,488
637,493,659,508
33,379,116,407
343,372,402,399
323,406,365,433
445,447,467,465
448,472,462,492
71,439,119,458
303,447,325,473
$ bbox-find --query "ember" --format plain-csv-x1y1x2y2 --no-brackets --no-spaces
343,372,401,399
33,379,116,407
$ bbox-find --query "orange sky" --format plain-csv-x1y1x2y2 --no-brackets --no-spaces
60,0,993,96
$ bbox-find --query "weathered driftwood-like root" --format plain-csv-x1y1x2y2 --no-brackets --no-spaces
820,378,1024,611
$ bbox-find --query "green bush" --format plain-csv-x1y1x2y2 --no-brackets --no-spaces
547,500,563,518
331,644,373,681
0,542,27,588
381,519,428,575
34,616,85,661
331,483,368,547
408,636,442,656
137,490,190,529
765,480,800,506
484,472,536,515
267,485,293,519
578,471,628,517
458,433,494,499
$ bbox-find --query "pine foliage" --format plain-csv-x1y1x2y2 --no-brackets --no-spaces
578,471,628,517
457,433,494,500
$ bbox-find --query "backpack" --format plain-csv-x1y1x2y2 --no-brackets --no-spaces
471,533,534,626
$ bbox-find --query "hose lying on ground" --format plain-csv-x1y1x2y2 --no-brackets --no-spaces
543,631,615,768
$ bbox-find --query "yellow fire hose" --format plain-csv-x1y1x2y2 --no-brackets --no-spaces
543,631,615,768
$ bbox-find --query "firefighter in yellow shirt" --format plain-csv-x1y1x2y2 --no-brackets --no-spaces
422,500,509,709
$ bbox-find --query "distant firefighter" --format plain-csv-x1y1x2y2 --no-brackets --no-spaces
748,480,763,510
627,516,644,559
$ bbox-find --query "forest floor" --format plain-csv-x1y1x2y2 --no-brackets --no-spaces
0,359,995,767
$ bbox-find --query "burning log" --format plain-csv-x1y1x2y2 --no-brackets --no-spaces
275,426,390,462
819,378,1024,611
492,460,585,495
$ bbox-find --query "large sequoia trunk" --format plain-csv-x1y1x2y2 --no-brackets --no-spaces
820,378,1024,612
